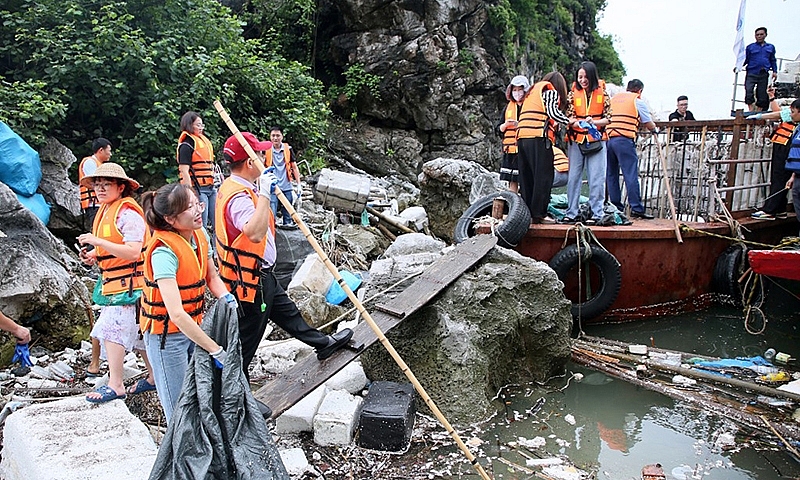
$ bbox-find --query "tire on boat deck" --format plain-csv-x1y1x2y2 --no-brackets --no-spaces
712,243,765,306
549,244,622,320
453,191,531,248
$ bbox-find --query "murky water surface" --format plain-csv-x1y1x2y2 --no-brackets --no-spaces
464,286,800,479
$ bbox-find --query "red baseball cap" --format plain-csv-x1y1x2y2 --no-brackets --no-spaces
223,132,272,162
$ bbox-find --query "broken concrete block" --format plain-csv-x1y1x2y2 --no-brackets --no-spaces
287,254,334,296
314,168,371,213
399,206,428,231
0,396,157,480
313,389,363,446
275,385,327,434
279,447,309,477
324,362,368,394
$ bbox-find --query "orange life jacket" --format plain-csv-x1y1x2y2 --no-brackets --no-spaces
141,230,208,336
553,147,569,173
78,156,100,210
569,80,607,143
772,121,796,146
93,197,145,295
264,144,298,183
607,92,641,139
214,178,273,302
502,101,521,154
517,81,554,140
177,132,215,187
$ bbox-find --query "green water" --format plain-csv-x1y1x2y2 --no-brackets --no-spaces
475,284,800,479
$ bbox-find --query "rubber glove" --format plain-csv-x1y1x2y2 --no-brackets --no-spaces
292,182,302,197
210,347,227,369
258,167,279,198
221,292,238,308
578,120,602,140
12,344,32,367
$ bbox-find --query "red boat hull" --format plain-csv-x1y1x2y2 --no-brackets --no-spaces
515,215,796,322
748,249,800,281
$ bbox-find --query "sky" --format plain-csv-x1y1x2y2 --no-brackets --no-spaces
596,0,798,120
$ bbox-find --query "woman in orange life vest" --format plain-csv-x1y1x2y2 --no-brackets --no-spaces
563,61,611,225
139,183,237,422
77,163,155,403
516,71,571,223
177,111,217,231
497,75,530,193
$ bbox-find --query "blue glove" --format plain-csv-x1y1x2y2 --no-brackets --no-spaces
578,120,602,140
12,344,32,367
210,347,227,369
222,292,237,308
258,167,279,198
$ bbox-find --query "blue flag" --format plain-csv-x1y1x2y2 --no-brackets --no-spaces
733,0,746,71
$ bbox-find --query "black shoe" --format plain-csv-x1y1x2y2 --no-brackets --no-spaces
630,211,654,220
316,328,354,360
255,399,273,420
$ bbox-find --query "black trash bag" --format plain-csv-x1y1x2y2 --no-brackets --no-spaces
148,301,289,480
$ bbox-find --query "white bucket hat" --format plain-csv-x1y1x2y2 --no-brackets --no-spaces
506,75,531,101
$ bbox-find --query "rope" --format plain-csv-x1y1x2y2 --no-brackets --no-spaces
679,224,779,249
470,215,518,247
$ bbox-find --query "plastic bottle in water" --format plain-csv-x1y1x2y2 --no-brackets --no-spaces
764,348,776,362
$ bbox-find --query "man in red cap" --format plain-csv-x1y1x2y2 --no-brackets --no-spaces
215,133,353,389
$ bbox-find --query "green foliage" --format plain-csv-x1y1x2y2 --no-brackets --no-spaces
239,0,318,65
327,63,381,118
487,0,623,81
0,0,328,185
458,49,475,76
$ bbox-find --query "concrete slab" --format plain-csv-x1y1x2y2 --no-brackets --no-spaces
324,361,368,394
275,385,327,434
287,254,334,295
279,447,309,477
0,396,157,480
313,390,363,446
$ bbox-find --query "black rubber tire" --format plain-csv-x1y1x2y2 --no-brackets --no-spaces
453,191,531,248
549,244,622,320
712,244,764,306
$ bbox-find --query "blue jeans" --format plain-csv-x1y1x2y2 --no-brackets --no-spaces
194,185,217,230
270,189,294,224
552,171,568,188
606,136,645,214
566,142,607,219
144,331,195,423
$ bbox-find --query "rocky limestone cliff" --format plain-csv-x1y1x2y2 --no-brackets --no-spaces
316,0,601,182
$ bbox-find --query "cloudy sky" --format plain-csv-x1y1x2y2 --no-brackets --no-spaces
596,0,797,120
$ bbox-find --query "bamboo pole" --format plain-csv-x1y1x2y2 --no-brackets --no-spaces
213,99,493,480
650,132,684,243
366,205,415,234
692,126,707,221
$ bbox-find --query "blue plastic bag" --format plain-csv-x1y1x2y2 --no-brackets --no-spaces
12,344,33,367
15,192,51,225
325,271,362,305
0,121,42,196
578,120,602,140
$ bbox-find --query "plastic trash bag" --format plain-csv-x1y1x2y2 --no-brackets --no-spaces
148,301,289,480
577,120,602,140
12,344,32,367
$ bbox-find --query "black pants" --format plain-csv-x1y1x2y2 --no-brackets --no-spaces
517,137,554,219
744,71,769,110
237,270,328,379
762,142,792,214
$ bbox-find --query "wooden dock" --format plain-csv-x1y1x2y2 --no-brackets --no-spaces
254,234,498,418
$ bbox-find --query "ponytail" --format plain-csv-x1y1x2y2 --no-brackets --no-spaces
141,183,192,232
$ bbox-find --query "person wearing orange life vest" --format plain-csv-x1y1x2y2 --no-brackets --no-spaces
497,75,530,193
751,87,797,220
516,71,571,223
177,111,217,231
563,61,611,225
139,183,236,423
264,127,302,226
217,133,353,383
78,138,112,232
552,147,569,188
77,163,155,404
605,79,658,219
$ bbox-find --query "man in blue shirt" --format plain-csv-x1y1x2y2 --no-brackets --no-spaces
740,27,778,111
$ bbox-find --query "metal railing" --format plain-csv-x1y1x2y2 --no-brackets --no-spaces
627,112,776,222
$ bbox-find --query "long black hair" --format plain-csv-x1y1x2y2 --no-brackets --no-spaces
141,183,193,232
575,61,600,93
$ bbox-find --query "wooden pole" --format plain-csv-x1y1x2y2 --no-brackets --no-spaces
213,99,493,480
365,206,415,234
650,132,684,243
692,126,707,221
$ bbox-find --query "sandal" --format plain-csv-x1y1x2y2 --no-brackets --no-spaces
127,378,157,395
560,217,576,224
86,385,126,404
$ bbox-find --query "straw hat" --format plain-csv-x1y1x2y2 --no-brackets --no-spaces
79,162,141,190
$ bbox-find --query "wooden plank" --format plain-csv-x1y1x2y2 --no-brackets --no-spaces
254,234,498,418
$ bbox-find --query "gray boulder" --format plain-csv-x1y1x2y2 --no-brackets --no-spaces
37,138,83,237
360,244,572,425
0,182,92,358
418,158,491,243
